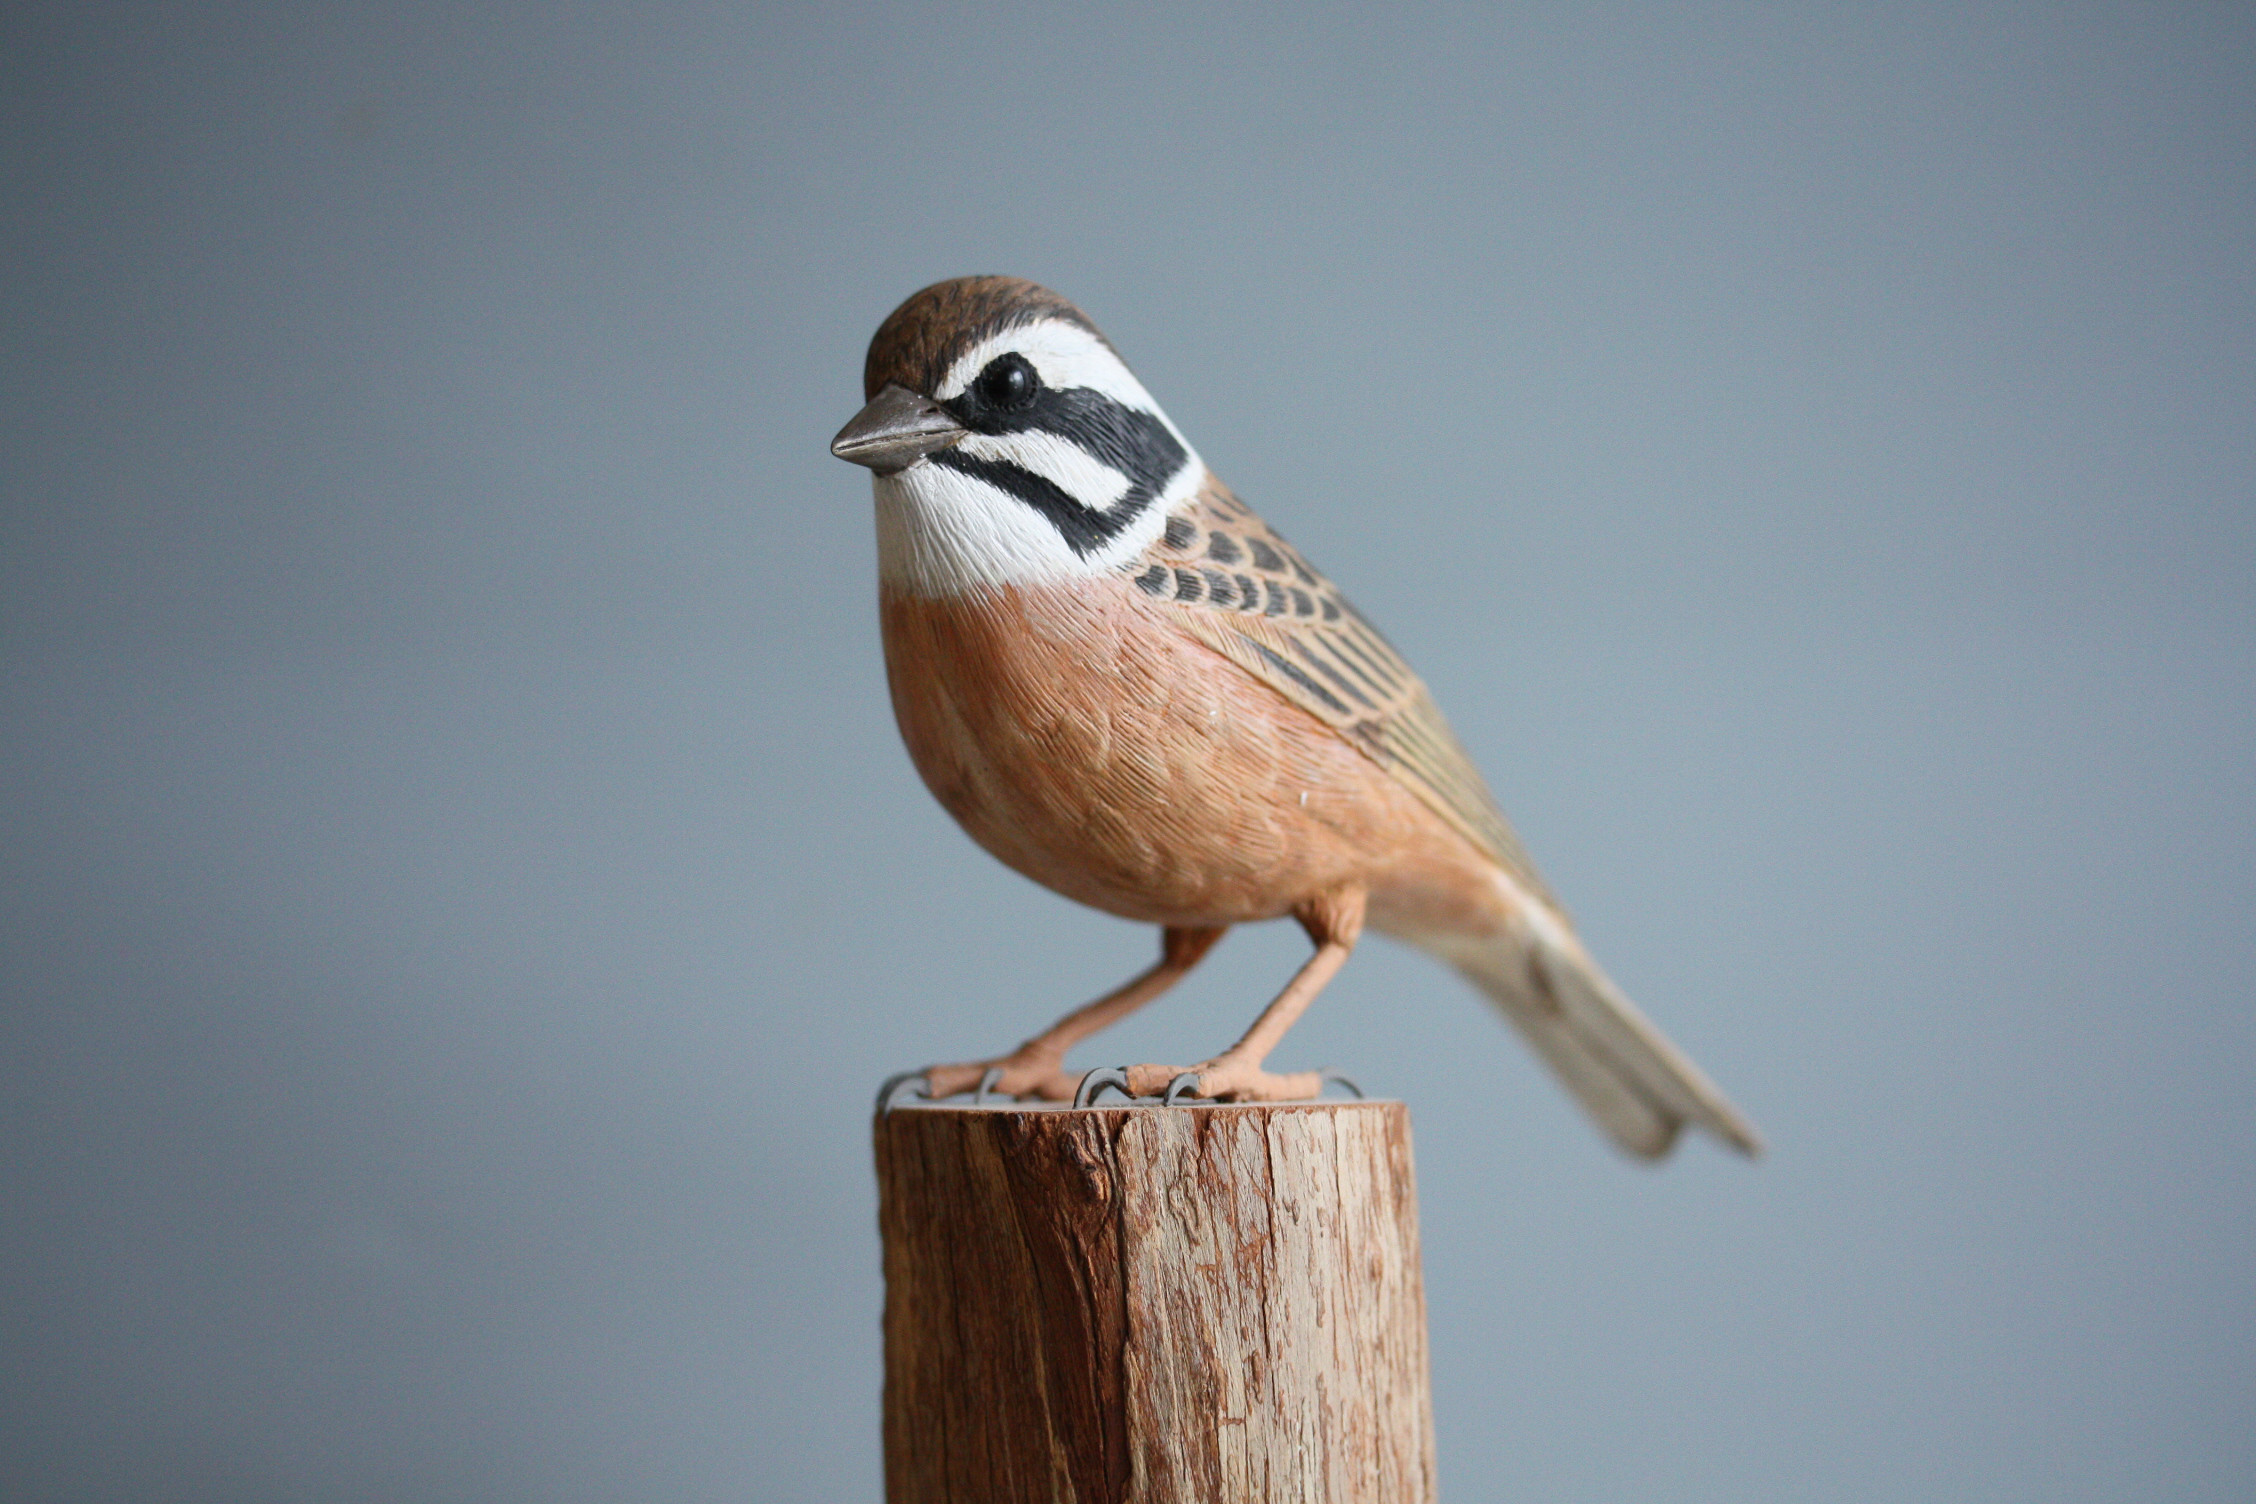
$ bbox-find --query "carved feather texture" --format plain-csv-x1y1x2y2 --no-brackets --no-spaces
1128,479,1557,908
849,276,1760,1157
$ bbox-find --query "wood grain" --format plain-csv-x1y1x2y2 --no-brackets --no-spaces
874,1100,1435,1504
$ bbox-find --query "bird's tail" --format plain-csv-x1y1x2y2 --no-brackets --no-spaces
1429,914,1762,1161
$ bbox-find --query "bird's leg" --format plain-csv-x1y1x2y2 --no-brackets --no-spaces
1125,886,1367,1103
922,925,1227,1101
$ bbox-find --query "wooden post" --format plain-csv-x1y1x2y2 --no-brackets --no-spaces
874,1099,1436,1504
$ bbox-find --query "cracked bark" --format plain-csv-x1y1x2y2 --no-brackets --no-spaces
874,1101,1435,1503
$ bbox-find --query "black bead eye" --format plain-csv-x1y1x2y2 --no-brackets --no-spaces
972,353,1039,413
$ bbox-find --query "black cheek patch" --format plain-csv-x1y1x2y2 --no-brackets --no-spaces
935,384,1192,557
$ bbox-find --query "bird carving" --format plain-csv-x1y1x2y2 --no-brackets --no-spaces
832,276,1758,1159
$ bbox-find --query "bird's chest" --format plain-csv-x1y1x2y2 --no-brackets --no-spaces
877,582,1321,922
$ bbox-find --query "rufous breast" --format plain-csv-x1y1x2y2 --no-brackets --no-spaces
879,580,1449,927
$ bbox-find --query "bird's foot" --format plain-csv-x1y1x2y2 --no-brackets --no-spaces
919,1049,1080,1104
1123,1057,1323,1103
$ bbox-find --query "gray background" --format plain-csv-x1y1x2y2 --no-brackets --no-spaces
4,3,2250,1500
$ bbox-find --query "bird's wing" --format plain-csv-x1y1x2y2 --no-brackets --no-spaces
1129,480,1763,1160
1128,480,1554,903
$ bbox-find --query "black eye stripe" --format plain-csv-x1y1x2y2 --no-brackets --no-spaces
931,450,1145,556
931,382,1191,556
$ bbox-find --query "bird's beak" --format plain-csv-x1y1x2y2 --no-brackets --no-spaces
830,384,967,475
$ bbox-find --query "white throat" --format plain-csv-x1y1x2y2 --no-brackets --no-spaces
872,460,1206,595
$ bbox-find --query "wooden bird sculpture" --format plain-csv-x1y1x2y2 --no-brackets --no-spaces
833,276,1758,1158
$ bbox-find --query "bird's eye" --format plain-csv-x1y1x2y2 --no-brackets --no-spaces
972,353,1039,413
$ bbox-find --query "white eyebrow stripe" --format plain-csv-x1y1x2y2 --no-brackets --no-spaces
952,430,1130,513
938,320,1157,413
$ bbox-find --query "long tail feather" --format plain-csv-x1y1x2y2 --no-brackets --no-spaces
1437,919,1762,1160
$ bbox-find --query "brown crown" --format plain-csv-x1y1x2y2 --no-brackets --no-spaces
862,276,1112,400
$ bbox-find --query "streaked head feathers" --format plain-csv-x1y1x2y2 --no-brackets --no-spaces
861,277,1110,402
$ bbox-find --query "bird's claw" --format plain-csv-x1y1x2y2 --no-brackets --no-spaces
1163,1071,1210,1106
1073,1067,1136,1108
876,1070,932,1115
886,1063,1363,1113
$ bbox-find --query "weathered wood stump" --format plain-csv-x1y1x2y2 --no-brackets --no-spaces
874,1099,1435,1504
